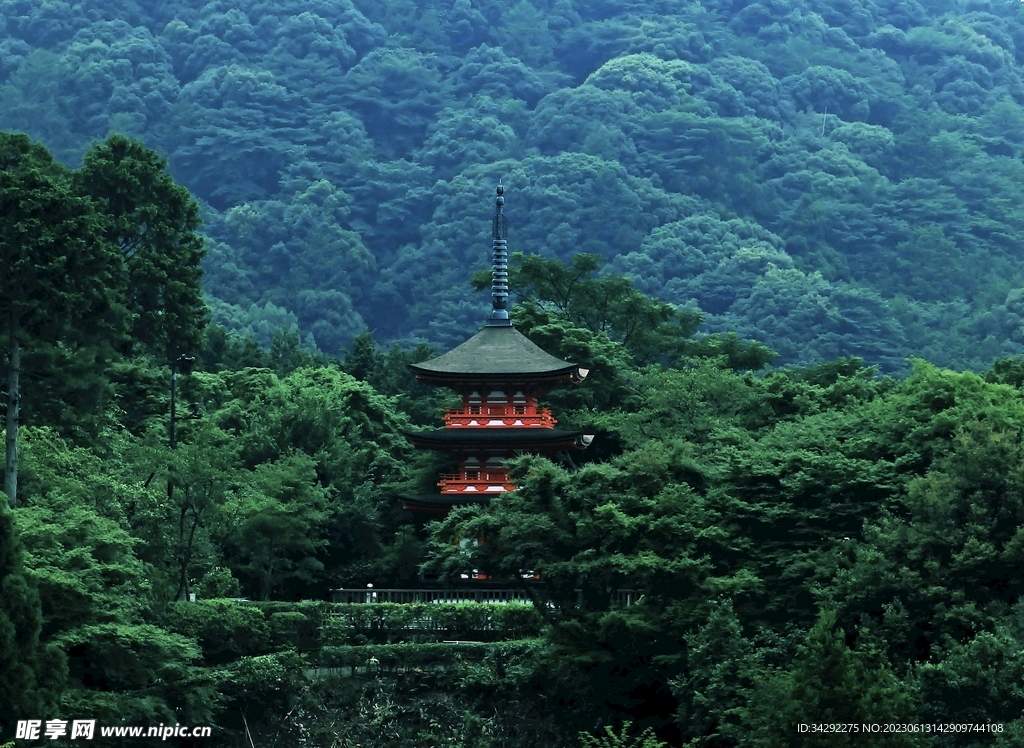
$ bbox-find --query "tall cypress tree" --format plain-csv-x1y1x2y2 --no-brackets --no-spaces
0,132,125,505
743,609,921,747
77,134,208,362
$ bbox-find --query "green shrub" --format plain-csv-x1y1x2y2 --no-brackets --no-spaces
579,722,667,748
196,567,241,598
269,610,319,650
161,600,271,664
316,639,543,671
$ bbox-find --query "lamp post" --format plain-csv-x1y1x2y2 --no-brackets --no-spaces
169,354,196,450
168,354,196,507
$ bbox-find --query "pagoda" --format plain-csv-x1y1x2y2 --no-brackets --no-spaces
402,182,592,515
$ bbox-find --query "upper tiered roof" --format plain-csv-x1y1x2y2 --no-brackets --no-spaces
410,325,578,381
409,182,587,386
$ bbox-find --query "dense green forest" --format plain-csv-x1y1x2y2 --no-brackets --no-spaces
3,0,1024,370
6,0,1024,746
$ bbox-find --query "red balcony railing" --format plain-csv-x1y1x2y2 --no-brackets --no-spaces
443,408,556,428
437,473,514,494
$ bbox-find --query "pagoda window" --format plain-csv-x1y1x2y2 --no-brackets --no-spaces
463,457,481,477
486,390,507,403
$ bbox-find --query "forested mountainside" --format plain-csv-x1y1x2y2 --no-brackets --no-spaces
9,1,1024,746
3,0,1024,371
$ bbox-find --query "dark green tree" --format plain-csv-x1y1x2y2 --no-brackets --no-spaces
223,453,328,600
743,609,921,747
166,427,238,602
15,426,219,728
77,134,208,362
0,132,125,505
0,495,64,740
423,444,747,741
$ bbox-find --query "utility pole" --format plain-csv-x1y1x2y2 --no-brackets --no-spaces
168,354,195,601
169,354,195,451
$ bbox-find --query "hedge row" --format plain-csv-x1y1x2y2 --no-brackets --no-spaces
320,602,545,644
315,639,544,670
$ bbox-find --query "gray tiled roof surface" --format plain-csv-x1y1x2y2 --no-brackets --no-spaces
410,325,576,376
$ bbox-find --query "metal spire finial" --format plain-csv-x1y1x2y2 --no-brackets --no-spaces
485,180,512,327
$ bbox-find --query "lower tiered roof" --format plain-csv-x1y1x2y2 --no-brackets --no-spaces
400,493,490,514
405,427,586,451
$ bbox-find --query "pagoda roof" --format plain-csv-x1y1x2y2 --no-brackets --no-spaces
409,325,578,381
405,427,587,451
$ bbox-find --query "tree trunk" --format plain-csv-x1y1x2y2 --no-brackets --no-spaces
174,494,201,602
261,546,276,601
182,515,198,602
4,312,20,506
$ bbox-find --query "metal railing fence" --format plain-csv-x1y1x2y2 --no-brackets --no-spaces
331,588,643,606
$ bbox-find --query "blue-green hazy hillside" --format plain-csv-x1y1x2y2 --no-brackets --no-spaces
4,0,1024,371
